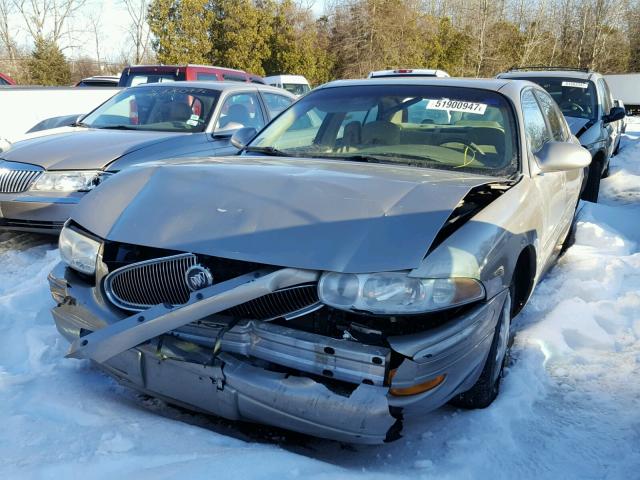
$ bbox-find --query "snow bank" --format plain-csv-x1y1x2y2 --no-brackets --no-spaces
1,124,640,479
601,117,640,205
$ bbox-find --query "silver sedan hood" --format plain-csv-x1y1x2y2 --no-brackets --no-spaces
1,128,185,170
72,157,499,273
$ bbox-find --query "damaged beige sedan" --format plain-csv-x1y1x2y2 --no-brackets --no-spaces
49,78,590,443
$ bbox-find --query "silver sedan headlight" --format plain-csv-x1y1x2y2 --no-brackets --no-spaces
30,171,111,193
318,272,485,314
59,226,101,275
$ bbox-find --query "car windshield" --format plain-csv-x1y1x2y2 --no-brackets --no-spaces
81,86,220,133
248,84,518,176
511,77,597,120
283,83,310,96
121,71,186,87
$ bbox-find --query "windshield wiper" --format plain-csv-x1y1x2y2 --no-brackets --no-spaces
71,121,90,128
330,153,441,165
243,146,292,157
96,125,138,130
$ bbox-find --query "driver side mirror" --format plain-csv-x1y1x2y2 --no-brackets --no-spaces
536,141,591,173
603,106,625,124
230,127,258,150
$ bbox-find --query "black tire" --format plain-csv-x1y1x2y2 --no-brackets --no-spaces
449,290,512,409
581,161,601,203
560,200,580,255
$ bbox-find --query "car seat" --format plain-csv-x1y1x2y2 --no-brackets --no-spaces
221,104,251,129
361,121,401,145
168,103,193,122
341,121,362,150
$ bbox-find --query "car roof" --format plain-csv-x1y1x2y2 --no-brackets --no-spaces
128,80,295,97
368,69,450,78
320,77,516,92
125,64,247,73
498,70,598,81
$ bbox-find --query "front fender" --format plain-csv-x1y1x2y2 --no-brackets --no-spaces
410,179,541,299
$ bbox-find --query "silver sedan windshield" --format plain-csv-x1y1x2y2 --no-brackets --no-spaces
249,84,518,176
81,86,220,133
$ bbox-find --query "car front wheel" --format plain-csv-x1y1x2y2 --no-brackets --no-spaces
449,289,512,409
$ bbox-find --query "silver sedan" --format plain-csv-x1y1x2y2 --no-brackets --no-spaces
49,78,590,443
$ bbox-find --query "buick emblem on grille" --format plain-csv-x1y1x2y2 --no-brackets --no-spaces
185,264,214,291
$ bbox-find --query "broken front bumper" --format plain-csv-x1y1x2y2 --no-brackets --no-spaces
48,262,508,444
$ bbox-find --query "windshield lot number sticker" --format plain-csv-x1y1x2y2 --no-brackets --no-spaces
427,99,487,115
562,81,588,89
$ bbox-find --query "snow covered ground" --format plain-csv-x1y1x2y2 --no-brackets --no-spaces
1,122,640,479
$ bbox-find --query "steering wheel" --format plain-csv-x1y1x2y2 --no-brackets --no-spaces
561,102,584,113
438,139,486,156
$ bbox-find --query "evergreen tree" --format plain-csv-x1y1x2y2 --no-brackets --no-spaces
209,0,272,75
147,0,213,64
27,38,71,86
262,0,332,85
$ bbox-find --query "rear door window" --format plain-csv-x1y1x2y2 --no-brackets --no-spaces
262,93,293,117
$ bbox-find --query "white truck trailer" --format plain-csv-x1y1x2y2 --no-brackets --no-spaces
0,86,120,146
604,74,640,116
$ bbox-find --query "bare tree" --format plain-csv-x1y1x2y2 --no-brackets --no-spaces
13,0,87,44
87,10,102,70
122,0,150,64
473,0,491,77
0,0,17,61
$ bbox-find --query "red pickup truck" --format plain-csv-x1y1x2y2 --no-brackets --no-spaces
0,72,16,85
118,65,265,87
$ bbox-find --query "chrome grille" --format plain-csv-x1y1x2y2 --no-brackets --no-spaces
103,253,321,319
104,253,197,311
0,162,43,193
224,284,320,320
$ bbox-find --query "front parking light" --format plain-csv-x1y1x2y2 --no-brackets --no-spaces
389,374,446,397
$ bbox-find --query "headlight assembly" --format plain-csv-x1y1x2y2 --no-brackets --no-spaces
59,226,101,275
30,171,111,193
318,272,484,314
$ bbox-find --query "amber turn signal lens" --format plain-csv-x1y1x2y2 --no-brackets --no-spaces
389,374,446,397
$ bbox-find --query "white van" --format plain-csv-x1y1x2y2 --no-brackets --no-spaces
264,74,311,97
368,69,450,78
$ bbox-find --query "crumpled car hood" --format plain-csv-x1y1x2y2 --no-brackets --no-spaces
72,157,499,273
565,116,592,137
1,128,186,170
